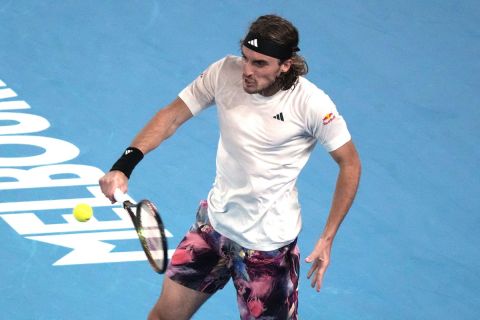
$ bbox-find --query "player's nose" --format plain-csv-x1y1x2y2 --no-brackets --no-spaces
242,62,254,77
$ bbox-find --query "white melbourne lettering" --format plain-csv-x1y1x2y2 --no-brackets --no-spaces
0,100,31,111
27,231,175,266
0,112,50,134
0,79,173,267
0,88,18,99
0,136,80,167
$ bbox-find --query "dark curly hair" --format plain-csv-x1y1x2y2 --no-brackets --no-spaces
241,15,308,90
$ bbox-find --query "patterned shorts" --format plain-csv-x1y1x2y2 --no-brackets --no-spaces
167,200,300,319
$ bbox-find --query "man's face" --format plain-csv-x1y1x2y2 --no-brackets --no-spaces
241,46,291,96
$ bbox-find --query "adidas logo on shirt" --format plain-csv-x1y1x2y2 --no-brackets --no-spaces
273,112,284,121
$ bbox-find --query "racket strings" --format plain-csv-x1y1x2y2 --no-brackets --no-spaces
137,201,168,271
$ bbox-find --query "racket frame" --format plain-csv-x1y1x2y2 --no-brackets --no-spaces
115,190,168,273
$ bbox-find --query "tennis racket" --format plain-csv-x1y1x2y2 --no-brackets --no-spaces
114,189,168,273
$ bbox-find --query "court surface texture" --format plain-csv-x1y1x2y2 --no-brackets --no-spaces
1,1,479,319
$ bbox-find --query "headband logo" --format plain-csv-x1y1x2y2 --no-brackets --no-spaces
243,32,299,60
247,39,258,47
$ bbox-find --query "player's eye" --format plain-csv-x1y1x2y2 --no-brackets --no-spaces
253,60,267,67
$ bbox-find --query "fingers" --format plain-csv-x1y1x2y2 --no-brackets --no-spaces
314,258,327,292
305,256,329,292
99,171,128,203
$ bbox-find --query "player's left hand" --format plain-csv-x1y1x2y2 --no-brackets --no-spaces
305,237,332,292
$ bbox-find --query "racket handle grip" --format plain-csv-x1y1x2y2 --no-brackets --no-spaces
113,188,129,203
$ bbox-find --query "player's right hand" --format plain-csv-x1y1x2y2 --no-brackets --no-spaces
99,170,128,203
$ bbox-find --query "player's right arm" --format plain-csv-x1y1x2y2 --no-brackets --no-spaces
99,97,193,201
130,97,194,154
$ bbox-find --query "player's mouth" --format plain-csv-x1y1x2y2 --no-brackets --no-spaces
243,76,256,88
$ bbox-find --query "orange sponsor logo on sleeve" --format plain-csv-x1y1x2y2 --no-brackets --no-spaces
322,112,336,125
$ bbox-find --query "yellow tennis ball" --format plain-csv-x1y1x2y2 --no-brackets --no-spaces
73,203,93,222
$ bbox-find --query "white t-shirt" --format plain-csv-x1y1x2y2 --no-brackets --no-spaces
179,56,351,250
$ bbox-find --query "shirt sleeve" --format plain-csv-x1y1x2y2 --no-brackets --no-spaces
305,91,352,152
178,57,225,116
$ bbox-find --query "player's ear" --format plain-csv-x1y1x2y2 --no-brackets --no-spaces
280,58,293,73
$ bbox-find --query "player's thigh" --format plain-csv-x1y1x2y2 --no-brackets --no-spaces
148,276,212,320
233,241,300,319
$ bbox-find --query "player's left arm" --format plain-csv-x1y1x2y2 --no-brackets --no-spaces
306,140,361,292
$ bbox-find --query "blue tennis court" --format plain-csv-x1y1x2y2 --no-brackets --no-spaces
1,1,479,319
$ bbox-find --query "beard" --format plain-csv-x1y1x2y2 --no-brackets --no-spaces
242,75,282,96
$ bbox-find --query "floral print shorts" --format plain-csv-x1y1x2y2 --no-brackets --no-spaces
167,200,300,319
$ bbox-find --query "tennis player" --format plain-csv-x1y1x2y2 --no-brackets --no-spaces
100,14,361,320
